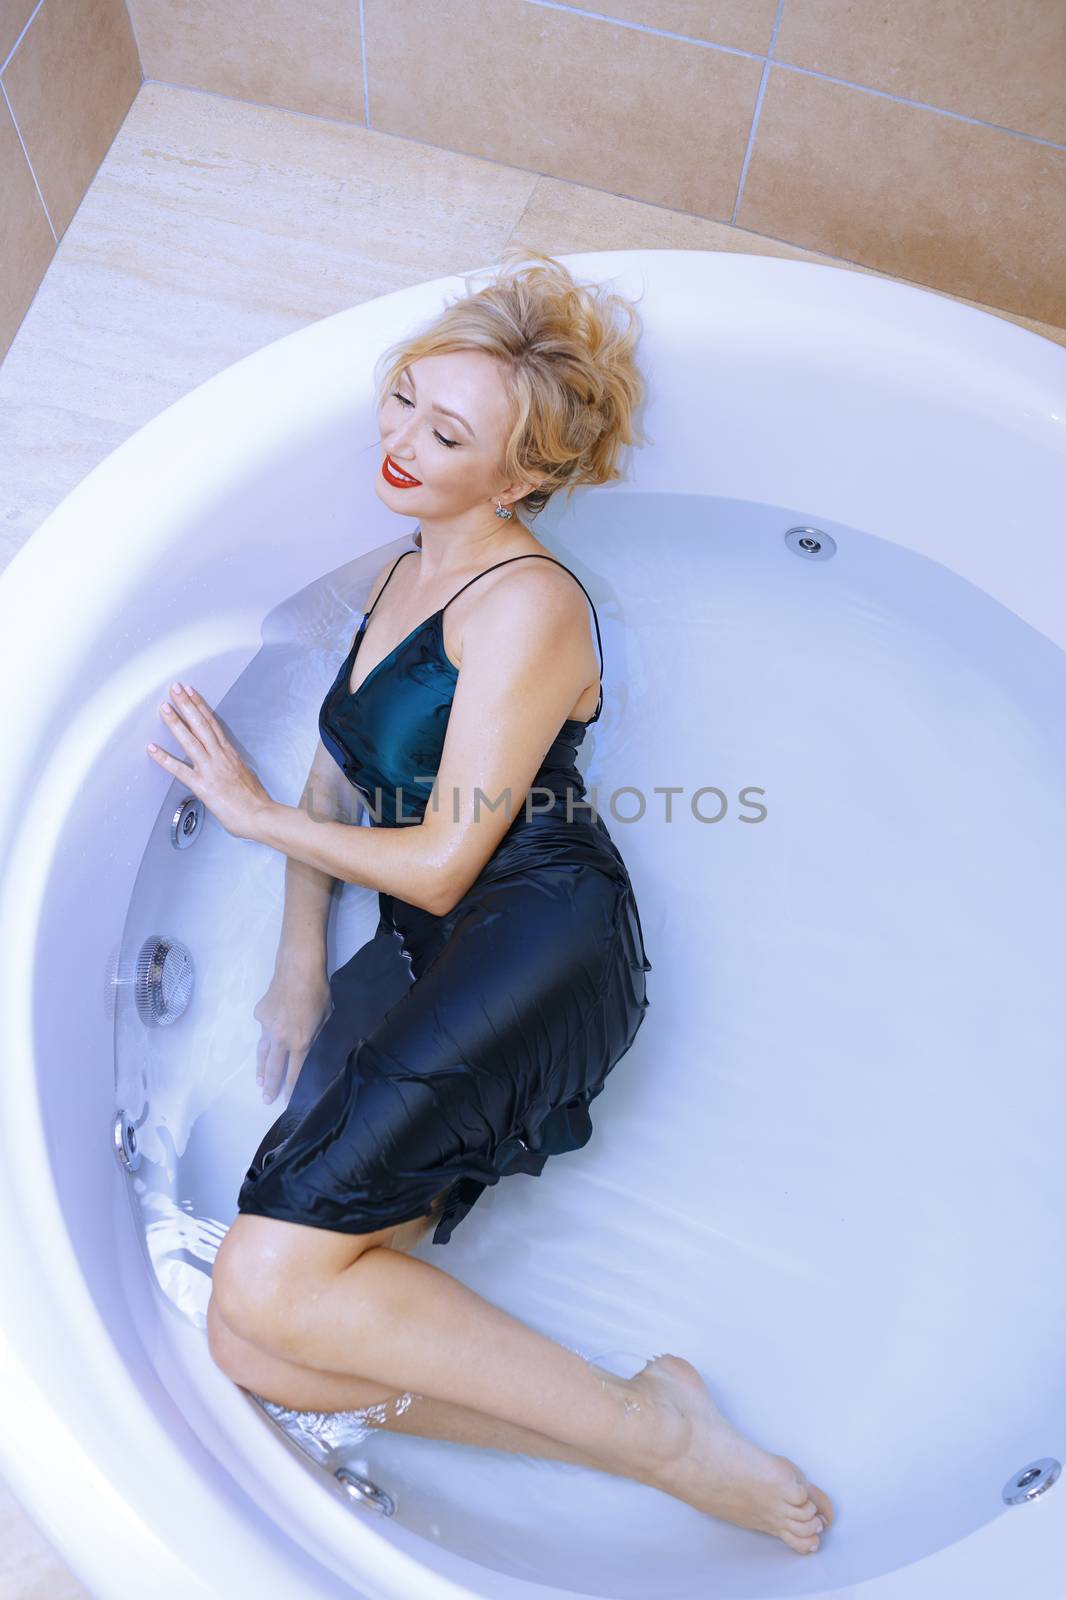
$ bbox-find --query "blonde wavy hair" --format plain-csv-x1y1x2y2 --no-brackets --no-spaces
372,247,650,535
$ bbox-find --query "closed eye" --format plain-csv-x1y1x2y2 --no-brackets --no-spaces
391,391,460,448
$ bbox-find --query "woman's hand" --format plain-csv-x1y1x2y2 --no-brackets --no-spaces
253,964,333,1105
146,681,274,841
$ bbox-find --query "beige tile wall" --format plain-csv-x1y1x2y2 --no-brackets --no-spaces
2,0,1063,362
0,0,140,355
125,0,1065,329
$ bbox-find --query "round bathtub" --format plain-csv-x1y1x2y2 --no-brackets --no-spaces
1,248,1064,1599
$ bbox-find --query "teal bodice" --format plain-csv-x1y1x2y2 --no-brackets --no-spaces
318,548,604,828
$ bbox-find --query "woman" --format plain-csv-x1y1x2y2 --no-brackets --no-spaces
146,251,833,1553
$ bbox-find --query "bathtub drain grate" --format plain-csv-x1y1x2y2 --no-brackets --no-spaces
133,935,195,1026
784,525,837,561
1002,1457,1060,1505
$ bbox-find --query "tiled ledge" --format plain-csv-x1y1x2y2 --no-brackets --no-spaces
1,81,1063,574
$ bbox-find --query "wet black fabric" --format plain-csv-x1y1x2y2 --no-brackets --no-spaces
236,548,653,1245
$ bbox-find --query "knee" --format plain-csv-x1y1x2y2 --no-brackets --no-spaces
210,1212,392,1354
206,1292,250,1381
211,1217,292,1346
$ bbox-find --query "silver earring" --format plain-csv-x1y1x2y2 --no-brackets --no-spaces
494,500,514,520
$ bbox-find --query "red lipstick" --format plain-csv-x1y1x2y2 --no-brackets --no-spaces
382,453,422,488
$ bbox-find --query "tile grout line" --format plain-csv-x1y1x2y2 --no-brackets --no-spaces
0,0,45,77
730,0,789,225
359,0,371,128
120,0,145,69
518,0,1066,151
754,56,1066,150
0,75,56,241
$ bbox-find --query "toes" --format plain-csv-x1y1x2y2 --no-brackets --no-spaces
810,1485,835,1527
773,1459,833,1547
781,1528,821,1555
776,1459,815,1508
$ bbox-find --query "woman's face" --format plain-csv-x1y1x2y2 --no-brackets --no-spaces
375,350,537,516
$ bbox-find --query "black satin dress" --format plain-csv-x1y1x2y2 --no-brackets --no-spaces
236,548,653,1246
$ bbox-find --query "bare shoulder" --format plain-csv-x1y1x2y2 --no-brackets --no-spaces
471,550,591,636
450,554,595,699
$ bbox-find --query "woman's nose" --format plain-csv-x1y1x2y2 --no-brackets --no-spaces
389,438,417,463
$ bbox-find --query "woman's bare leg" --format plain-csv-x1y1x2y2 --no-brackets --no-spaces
210,1205,621,1473
212,1207,834,1555
208,1293,631,1477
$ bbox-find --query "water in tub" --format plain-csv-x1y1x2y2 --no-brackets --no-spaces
112,489,1066,1589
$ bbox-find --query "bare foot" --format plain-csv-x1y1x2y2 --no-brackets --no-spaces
619,1354,836,1555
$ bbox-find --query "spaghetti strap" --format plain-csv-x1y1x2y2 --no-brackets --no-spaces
440,554,605,722
363,549,417,621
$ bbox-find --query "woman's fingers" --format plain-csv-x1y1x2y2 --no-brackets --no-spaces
157,703,204,767
153,682,224,767
257,1035,289,1104
282,1049,307,1100
146,742,188,774
261,1056,287,1104
169,683,224,754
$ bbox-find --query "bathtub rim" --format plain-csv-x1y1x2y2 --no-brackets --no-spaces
0,247,1064,1599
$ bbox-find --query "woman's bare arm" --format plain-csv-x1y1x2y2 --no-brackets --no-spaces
274,736,362,973
253,564,595,915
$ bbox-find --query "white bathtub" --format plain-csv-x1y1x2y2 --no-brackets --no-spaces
1,248,1065,1599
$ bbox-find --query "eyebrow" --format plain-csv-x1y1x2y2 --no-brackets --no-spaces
402,367,476,440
